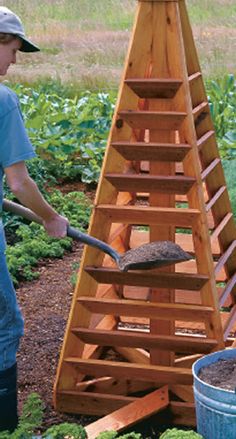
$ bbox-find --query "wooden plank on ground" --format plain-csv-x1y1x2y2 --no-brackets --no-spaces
85,386,169,439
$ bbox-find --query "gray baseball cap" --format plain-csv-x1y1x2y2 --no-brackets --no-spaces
0,6,40,52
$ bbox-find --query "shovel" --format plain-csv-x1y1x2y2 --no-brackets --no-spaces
2,199,192,271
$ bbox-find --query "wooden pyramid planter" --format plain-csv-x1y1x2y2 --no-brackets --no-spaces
53,0,236,432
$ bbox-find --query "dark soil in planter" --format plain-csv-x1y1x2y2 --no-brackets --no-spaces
198,358,236,391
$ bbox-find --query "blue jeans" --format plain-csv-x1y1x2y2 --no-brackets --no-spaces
0,252,24,371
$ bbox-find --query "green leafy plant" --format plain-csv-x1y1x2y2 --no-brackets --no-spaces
206,74,236,159
0,393,87,439
96,433,117,439
96,433,142,439
43,423,87,439
70,262,80,287
0,393,44,439
10,84,115,184
18,393,44,436
6,223,72,285
159,428,203,439
222,160,236,220
4,190,92,285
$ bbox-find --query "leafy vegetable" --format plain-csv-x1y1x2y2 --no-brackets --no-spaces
206,74,236,159
159,428,203,438
10,84,115,184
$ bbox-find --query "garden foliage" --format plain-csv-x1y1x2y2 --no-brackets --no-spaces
9,82,115,184
206,74,236,159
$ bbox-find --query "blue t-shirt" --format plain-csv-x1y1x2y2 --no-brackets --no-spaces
0,84,36,251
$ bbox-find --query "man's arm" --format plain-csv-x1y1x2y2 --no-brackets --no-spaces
5,161,68,237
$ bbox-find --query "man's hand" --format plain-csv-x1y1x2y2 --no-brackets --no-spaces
42,214,69,238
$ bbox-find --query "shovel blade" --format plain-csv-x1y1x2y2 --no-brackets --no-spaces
118,240,192,272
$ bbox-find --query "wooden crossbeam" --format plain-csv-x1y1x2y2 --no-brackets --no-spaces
72,328,217,354
76,376,156,395
215,240,236,275
211,213,234,242
201,158,221,181
219,273,236,307
205,186,227,212
105,174,195,194
78,297,213,322
192,102,208,122
188,72,202,83
97,205,200,227
112,141,191,162
55,390,137,416
197,130,215,150
125,78,182,98
118,110,186,130
65,358,193,385
85,266,209,290
223,305,236,341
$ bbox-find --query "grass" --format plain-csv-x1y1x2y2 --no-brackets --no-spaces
4,0,135,30
2,0,236,89
187,0,236,25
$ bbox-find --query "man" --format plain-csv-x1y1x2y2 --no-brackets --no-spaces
0,7,68,431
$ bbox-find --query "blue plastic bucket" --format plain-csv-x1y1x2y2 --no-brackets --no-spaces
193,348,236,439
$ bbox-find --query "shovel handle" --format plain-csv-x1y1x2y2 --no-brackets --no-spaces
3,198,44,225
2,199,120,264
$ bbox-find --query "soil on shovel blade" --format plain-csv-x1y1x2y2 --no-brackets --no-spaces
118,240,191,271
